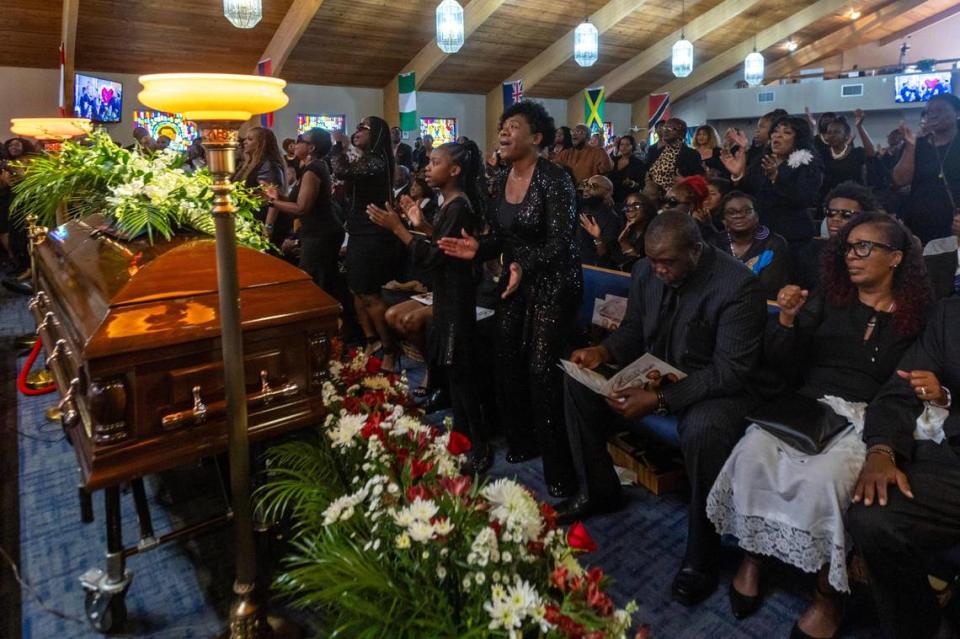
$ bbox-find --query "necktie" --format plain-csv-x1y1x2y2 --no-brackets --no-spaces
651,286,679,362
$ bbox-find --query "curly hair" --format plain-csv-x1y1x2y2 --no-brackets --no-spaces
499,100,556,149
770,116,818,155
821,212,932,337
823,180,880,212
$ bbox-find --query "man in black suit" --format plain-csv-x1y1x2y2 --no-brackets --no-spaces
560,211,777,605
847,298,960,639
924,215,960,300
391,126,413,171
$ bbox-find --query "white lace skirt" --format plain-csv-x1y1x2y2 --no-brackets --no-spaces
706,406,866,592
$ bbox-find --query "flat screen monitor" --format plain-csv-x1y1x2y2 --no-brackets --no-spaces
894,71,953,103
132,111,199,152
74,73,123,123
297,114,346,134
419,117,457,145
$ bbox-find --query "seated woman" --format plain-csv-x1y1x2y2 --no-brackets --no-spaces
712,191,790,301
577,175,623,268
662,175,716,243
706,212,932,639
607,192,656,272
797,181,881,292
704,176,732,232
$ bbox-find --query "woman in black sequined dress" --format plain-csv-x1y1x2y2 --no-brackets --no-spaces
439,101,582,497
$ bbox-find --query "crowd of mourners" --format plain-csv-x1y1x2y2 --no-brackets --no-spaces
2,94,960,639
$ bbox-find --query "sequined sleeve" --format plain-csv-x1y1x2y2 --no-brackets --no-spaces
329,149,387,181
511,166,578,275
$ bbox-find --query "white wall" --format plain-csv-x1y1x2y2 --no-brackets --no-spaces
842,12,960,71
0,66,61,141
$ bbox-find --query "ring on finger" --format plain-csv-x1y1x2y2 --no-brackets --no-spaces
921,386,927,397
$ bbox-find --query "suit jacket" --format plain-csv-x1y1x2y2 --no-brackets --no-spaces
925,249,959,300
645,143,706,179
864,298,960,460
395,142,413,171
602,245,776,412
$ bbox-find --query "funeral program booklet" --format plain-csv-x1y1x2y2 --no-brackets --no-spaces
560,353,687,397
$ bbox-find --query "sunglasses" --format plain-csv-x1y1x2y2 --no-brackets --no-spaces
723,206,755,217
846,240,899,259
825,208,858,220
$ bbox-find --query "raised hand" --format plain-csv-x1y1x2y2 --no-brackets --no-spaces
776,285,808,326
854,108,865,128
398,194,424,228
720,145,746,178
437,228,479,260
761,154,780,183
579,213,602,239
898,121,916,146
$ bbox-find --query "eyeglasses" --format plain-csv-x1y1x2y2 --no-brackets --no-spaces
723,206,755,217
623,202,645,211
663,125,682,132
846,240,899,258
825,208,858,220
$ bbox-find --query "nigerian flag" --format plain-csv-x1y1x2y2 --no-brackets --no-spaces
399,72,417,132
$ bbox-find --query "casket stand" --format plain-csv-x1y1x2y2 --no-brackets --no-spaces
28,213,340,631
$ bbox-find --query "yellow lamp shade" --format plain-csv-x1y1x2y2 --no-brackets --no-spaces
10,117,92,140
138,73,288,122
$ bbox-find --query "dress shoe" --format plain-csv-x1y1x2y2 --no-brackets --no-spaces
788,623,837,639
671,564,718,606
505,448,538,464
728,582,762,620
555,493,622,525
461,447,493,476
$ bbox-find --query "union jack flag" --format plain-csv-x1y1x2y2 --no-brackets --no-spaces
503,80,524,108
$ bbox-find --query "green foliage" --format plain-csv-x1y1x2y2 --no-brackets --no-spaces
9,128,272,251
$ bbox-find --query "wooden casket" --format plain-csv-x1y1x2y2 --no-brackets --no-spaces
29,214,340,490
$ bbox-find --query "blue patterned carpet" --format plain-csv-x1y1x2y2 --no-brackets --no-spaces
2,287,889,638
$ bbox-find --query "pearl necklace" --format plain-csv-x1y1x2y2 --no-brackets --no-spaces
830,142,851,160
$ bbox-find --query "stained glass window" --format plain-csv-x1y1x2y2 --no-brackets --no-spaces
132,111,199,152
296,114,347,135
419,117,458,145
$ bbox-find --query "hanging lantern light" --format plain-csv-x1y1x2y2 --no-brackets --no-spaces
574,21,599,67
672,37,693,78
223,0,262,29
744,50,765,86
436,0,465,54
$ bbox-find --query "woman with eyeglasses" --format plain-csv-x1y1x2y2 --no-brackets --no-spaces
577,175,622,268
607,192,656,272
607,135,647,204
712,191,789,301
797,181,881,292
721,116,823,249
707,212,932,639
330,116,404,371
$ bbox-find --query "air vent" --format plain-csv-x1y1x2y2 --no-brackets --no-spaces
758,90,776,103
841,83,864,97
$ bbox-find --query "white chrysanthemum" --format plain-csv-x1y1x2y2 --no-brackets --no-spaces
392,415,428,436
327,414,365,448
361,375,392,390
408,520,435,543
481,478,544,542
787,148,814,169
407,498,439,522
395,533,411,549
434,518,454,536
392,508,415,528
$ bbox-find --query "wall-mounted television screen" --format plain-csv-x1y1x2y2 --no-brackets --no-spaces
132,111,199,152
420,117,458,145
74,73,123,123
297,114,347,134
894,71,953,103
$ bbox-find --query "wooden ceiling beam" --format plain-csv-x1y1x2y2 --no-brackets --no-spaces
567,0,764,125
632,0,854,119
483,0,653,150
256,0,326,76
62,0,79,114
876,2,960,46
765,0,933,80
384,0,508,129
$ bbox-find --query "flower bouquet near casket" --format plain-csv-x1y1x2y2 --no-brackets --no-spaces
256,349,645,639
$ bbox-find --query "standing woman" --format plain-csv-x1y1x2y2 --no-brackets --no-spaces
692,125,727,177
236,127,288,246
893,93,960,244
439,101,582,496
330,116,403,371
818,111,874,204
551,126,573,160
264,128,345,295
607,135,646,204
722,116,823,250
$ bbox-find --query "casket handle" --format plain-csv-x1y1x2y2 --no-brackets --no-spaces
59,378,80,428
191,386,208,424
160,375,300,431
36,311,59,335
45,338,71,368
28,291,48,312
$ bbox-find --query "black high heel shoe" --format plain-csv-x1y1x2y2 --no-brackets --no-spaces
729,583,762,620
789,582,844,639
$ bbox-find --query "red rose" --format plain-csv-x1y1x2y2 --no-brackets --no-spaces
567,522,598,553
446,431,472,456
365,356,382,374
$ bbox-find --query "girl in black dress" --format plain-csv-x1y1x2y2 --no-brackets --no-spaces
330,116,404,370
368,141,490,472
438,101,582,497
818,111,875,205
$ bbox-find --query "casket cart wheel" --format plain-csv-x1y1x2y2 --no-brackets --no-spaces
84,588,127,634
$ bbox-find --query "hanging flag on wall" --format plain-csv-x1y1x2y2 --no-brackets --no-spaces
58,43,66,117
399,72,418,132
502,80,524,109
648,93,671,130
257,58,274,128
584,87,605,133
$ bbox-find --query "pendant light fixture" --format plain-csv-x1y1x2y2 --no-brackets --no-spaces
744,45,765,86
671,0,693,78
436,0,465,53
223,0,262,29
574,20,599,67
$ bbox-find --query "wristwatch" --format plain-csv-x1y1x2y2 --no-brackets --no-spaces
654,390,669,416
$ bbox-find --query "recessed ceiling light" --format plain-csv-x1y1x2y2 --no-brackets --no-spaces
847,8,861,20
785,39,798,51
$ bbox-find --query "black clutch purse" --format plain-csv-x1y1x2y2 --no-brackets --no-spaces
747,393,850,455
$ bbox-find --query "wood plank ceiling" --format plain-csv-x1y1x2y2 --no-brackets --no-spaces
0,0,938,101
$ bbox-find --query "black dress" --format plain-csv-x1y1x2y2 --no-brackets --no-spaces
820,146,866,204
410,196,487,451
294,160,345,294
903,136,960,245
478,158,583,491
330,149,404,295
607,155,646,203
739,151,823,244
245,159,289,246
